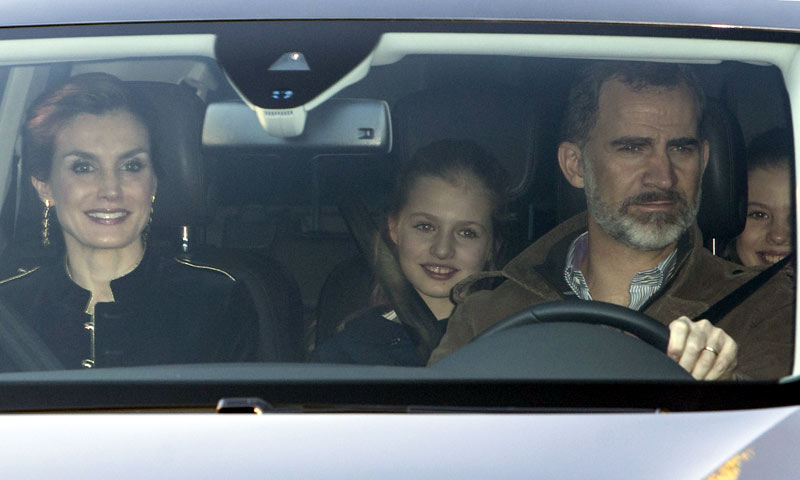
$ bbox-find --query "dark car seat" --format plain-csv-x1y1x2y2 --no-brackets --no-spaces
695,99,748,250
129,81,306,362
313,85,546,350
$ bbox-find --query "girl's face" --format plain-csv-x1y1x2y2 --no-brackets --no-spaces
388,175,494,317
32,110,157,256
735,165,792,267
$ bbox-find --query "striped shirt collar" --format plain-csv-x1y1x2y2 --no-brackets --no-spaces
563,231,679,310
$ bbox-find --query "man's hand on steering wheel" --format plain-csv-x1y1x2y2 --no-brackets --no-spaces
667,316,738,380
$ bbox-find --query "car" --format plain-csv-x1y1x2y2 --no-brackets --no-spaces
0,0,799,477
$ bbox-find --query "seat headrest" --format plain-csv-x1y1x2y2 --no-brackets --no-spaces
697,99,747,244
126,81,209,232
391,86,540,199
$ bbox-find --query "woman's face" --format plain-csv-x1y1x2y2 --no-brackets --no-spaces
388,175,494,313
736,164,792,267
32,110,157,254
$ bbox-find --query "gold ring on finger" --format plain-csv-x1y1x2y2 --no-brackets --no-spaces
703,345,718,356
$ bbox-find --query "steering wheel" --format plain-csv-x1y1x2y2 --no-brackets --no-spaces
475,300,671,351
430,299,691,380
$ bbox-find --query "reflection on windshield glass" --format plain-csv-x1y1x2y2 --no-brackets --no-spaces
0,30,794,384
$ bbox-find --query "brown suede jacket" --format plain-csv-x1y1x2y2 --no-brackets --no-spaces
429,212,795,379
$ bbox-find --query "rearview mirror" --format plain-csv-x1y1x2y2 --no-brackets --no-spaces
202,98,391,153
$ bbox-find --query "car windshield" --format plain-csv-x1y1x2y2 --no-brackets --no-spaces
0,18,797,412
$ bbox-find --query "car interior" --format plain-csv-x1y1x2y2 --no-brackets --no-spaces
0,27,795,378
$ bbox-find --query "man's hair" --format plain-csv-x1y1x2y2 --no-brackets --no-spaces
561,61,706,146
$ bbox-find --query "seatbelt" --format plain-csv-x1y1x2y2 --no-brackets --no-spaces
12,155,23,242
696,254,792,325
0,300,63,371
338,197,442,361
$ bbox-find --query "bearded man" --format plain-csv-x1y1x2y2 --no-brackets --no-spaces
428,61,794,380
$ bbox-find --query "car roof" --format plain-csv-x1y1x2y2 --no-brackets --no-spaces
2,0,800,32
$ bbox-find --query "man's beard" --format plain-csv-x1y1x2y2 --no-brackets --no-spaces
583,157,700,251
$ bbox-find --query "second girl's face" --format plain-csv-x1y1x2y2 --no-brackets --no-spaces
736,165,792,267
32,110,157,254
388,175,494,307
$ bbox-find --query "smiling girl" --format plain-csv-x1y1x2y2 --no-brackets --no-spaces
314,140,509,366
730,128,794,268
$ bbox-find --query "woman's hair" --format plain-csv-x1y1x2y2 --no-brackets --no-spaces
746,127,793,173
23,72,156,181
389,139,511,243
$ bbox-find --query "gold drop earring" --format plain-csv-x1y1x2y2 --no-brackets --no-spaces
141,194,155,243
41,200,51,247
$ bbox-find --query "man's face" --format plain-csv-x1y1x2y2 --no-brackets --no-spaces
575,79,708,250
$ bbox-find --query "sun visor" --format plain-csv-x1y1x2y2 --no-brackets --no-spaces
203,98,392,153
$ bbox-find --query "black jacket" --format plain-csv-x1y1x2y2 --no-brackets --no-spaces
313,306,448,367
0,247,260,371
